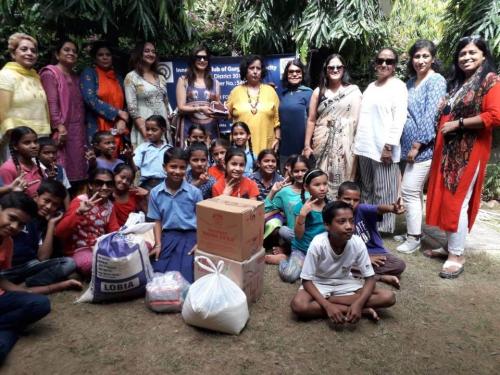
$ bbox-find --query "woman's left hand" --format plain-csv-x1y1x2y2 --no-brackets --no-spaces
441,120,459,135
406,148,419,163
271,139,280,153
115,119,128,135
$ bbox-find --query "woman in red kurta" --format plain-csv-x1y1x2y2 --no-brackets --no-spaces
426,36,500,279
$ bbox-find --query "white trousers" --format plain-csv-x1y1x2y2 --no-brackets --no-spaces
446,165,479,256
401,159,432,236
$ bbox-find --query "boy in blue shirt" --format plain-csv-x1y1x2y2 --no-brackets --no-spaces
337,181,406,288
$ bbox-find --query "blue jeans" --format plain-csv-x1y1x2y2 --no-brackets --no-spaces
0,257,76,287
0,291,51,362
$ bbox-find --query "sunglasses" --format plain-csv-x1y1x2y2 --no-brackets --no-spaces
93,179,114,188
195,55,208,61
287,69,302,75
327,65,344,72
375,58,396,66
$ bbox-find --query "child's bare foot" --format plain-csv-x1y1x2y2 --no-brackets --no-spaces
265,253,287,265
362,307,380,322
272,246,286,255
378,275,400,289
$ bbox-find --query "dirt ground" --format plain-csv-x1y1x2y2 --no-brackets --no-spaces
3,237,500,375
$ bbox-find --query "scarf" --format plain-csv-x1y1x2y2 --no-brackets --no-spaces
4,61,40,79
39,65,71,126
440,67,498,192
95,66,124,132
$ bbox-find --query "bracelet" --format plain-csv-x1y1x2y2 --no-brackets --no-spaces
153,244,161,249
384,145,392,151
458,117,464,130
296,220,305,226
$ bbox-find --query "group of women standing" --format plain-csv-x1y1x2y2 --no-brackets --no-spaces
0,32,498,279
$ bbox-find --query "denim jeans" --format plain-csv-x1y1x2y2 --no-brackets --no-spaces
0,257,76,287
0,291,51,362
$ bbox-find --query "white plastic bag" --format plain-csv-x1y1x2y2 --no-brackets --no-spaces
146,272,190,313
182,256,249,335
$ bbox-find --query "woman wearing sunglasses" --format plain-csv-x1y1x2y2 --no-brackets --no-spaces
175,45,221,145
426,36,499,278
125,41,171,148
354,47,408,233
55,168,120,277
303,54,362,198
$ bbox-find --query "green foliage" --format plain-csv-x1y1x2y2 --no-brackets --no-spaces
441,0,500,62
483,163,500,201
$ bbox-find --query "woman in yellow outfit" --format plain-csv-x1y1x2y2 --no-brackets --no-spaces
227,55,280,155
0,33,50,159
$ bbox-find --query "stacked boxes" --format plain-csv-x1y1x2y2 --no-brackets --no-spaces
195,196,265,302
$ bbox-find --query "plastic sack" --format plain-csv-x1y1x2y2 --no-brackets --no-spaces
146,272,190,313
76,220,155,303
182,256,249,335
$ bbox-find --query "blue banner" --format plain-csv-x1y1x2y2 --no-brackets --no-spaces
159,54,295,132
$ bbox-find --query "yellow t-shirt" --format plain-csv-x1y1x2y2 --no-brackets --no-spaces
0,63,50,138
227,84,280,155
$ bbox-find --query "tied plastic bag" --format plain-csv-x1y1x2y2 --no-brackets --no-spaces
146,272,190,313
182,256,249,335
76,218,154,303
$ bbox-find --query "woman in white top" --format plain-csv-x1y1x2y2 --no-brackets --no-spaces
124,42,171,148
353,47,408,233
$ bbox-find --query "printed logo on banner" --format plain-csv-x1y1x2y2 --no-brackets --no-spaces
158,62,174,83
279,57,295,76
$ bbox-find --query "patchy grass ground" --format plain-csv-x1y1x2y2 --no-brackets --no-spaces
3,238,500,375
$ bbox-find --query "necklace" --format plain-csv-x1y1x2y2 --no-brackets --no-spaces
246,84,261,115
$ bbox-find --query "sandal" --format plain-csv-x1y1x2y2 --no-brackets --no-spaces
423,247,448,259
439,260,464,279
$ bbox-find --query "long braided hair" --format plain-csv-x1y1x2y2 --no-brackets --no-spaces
231,121,256,170
9,126,44,179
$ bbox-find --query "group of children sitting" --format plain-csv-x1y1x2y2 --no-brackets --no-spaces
0,116,405,361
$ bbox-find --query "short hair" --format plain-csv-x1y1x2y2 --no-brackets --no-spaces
37,180,67,200
89,41,113,60
407,39,440,76
0,191,38,217
257,149,277,163
91,131,113,146
239,55,267,81
8,33,37,55
225,146,247,164
163,147,188,165
337,181,361,197
281,59,307,87
375,47,399,65
322,201,353,225
38,137,57,150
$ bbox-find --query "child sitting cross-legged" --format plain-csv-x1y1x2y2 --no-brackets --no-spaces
337,181,406,288
290,201,396,323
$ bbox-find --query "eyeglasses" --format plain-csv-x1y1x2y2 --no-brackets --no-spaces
287,69,302,75
327,65,344,72
195,55,208,61
375,58,396,66
93,179,114,187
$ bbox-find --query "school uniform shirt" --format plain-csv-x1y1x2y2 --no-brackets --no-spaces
147,180,202,230
0,159,43,198
212,177,259,199
185,169,216,200
300,232,375,286
243,148,256,176
264,186,309,230
249,170,283,201
354,204,388,255
291,201,326,253
96,157,123,173
133,141,170,182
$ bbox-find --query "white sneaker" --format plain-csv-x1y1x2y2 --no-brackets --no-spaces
393,234,407,242
397,237,421,254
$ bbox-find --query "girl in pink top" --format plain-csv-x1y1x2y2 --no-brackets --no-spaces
0,126,43,198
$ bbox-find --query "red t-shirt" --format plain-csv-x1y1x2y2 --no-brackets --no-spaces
212,177,259,199
0,236,13,295
208,166,225,181
113,191,140,226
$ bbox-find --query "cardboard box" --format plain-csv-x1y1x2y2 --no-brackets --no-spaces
194,248,265,303
196,196,264,261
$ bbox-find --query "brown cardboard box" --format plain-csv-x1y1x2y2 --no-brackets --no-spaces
194,248,265,303
196,196,264,261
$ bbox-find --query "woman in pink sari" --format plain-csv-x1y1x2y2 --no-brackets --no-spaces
40,39,87,185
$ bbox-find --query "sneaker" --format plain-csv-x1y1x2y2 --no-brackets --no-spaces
393,234,407,242
397,236,421,254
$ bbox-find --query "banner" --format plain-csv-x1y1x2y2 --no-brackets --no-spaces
159,54,295,132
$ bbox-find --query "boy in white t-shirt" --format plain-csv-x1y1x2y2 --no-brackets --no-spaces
290,201,396,323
